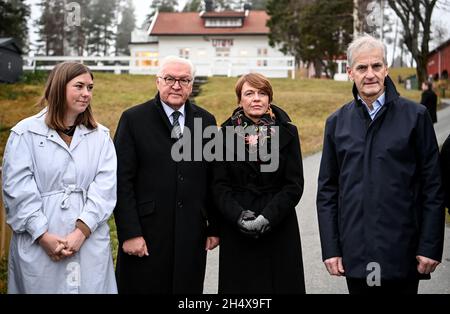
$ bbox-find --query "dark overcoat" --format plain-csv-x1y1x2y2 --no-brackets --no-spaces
317,76,445,280
441,134,450,212
213,105,305,294
420,89,438,123
113,93,217,293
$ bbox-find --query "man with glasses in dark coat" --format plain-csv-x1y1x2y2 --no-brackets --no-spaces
114,56,219,293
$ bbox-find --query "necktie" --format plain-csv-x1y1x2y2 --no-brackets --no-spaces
172,111,182,139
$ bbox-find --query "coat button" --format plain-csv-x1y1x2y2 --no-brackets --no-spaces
178,174,184,181
177,201,183,208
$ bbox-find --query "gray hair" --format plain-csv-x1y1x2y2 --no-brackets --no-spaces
347,34,387,67
157,55,196,79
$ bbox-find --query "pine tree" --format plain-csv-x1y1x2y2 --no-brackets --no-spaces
86,0,118,56
143,0,179,29
182,0,203,12
0,0,30,51
267,0,353,78
249,0,268,10
36,0,66,55
64,0,91,55
116,0,136,55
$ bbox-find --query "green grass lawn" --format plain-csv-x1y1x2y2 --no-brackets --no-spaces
0,68,426,293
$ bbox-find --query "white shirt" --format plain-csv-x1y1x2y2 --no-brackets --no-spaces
358,92,386,120
161,100,185,132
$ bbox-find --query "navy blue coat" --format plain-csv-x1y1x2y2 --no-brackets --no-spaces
317,76,445,280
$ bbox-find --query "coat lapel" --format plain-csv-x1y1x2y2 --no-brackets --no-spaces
28,109,71,153
184,99,199,132
153,94,175,136
69,124,96,152
153,93,198,140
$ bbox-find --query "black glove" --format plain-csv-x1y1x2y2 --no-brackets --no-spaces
242,214,271,235
237,210,258,237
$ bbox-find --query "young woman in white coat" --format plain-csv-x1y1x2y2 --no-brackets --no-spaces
1,62,117,293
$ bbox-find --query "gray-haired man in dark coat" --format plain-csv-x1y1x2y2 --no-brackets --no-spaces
317,34,445,294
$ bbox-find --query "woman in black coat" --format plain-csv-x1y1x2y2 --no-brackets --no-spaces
213,73,305,294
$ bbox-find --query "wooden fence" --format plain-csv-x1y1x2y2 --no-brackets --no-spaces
22,55,296,79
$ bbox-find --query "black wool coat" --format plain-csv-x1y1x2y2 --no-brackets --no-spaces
317,76,445,280
113,93,218,294
441,134,450,212
213,105,305,294
420,89,438,123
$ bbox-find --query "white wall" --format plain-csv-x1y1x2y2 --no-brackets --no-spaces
129,35,294,78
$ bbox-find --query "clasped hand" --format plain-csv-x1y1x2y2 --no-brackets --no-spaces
237,210,271,238
38,229,87,262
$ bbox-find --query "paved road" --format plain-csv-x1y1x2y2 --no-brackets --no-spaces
203,103,450,294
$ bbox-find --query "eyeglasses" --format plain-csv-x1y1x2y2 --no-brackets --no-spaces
158,76,192,87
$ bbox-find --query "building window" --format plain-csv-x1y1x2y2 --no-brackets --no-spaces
197,48,206,57
216,47,230,58
257,48,268,67
179,48,190,59
205,18,242,28
211,39,233,48
135,51,158,67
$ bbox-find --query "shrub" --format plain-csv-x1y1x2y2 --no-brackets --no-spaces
20,71,49,85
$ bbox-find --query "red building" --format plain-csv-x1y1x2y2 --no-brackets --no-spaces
427,39,450,80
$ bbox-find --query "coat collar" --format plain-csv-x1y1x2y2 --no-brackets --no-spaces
27,107,97,152
221,104,296,172
352,75,400,123
221,104,296,151
153,93,198,137
27,108,96,137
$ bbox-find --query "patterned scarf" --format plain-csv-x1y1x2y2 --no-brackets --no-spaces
230,105,276,154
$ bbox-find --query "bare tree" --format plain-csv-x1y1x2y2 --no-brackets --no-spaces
432,24,448,48
353,0,373,36
387,0,438,88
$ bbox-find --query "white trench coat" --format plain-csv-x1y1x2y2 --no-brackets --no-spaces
2,109,117,293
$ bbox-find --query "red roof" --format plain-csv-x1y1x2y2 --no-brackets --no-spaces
149,10,269,36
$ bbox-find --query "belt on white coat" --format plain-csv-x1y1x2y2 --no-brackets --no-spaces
41,185,87,209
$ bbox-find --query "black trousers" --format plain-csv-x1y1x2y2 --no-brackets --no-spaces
346,278,419,295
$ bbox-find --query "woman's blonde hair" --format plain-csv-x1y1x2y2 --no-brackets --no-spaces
37,62,97,130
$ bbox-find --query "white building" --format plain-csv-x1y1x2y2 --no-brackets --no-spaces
128,10,295,78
